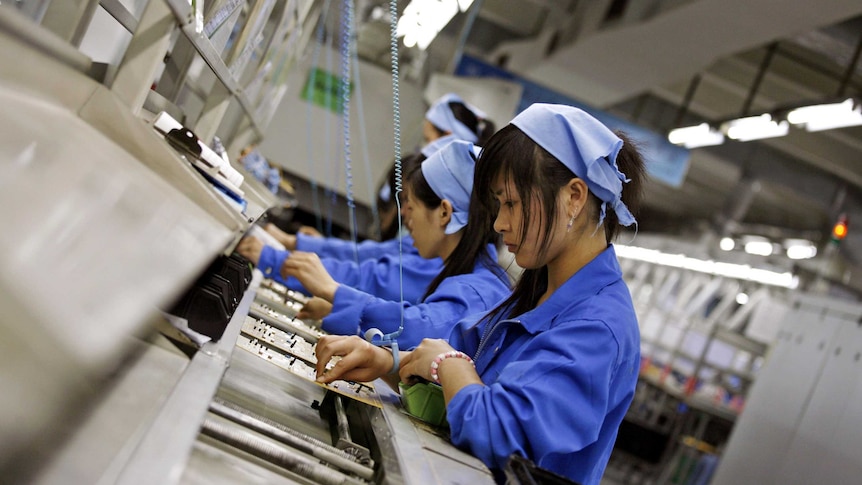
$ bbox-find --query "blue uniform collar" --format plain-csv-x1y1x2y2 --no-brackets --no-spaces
516,245,623,334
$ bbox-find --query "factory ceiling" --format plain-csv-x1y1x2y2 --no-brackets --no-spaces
348,0,862,297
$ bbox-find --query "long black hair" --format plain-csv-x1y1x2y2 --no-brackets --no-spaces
473,124,646,321
405,156,507,300
428,101,497,145
375,153,424,240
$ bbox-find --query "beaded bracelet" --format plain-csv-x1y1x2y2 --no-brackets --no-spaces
430,350,475,383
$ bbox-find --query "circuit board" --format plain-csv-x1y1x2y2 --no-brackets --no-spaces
259,278,311,305
249,300,325,342
254,287,304,318
237,317,381,408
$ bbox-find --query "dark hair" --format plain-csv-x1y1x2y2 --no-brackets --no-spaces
429,101,497,145
473,124,646,320
405,154,506,300
376,153,424,240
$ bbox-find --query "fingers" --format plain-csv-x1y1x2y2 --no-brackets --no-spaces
298,226,323,237
314,335,361,379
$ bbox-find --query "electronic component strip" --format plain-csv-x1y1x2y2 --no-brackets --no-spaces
241,318,317,364
236,320,381,409
249,300,325,342
255,287,304,317
260,278,311,306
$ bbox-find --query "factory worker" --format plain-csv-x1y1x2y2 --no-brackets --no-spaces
280,140,510,349
241,93,497,302
313,104,646,485
422,92,495,146
259,92,496,252
238,154,444,305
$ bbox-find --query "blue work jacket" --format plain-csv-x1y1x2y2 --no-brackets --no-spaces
256,240,443,304
295,233,416,261
445,245,640,485
323,248,510,349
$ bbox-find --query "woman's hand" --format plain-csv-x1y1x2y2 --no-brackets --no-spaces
236,236,264,265
264,223,297,250
398,338,456,384
297,225,323,238
280,251,339,301
314,335,396,384
297,297,333,320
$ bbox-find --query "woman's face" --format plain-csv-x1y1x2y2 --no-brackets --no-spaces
492,174,568,269
422,119,445,145
404,186,446,259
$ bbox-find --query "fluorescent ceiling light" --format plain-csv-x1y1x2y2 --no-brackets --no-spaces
785,239,817,260
397,0,474,50
722,114,789,141
668,123,725,148
615,245,798,288
744,240,773,256
787,98,862,132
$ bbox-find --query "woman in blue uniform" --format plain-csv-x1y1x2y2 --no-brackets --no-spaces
281,140,510,349
259,92,495,254
239,93,496,303
239,154,444,305
313,104,646,485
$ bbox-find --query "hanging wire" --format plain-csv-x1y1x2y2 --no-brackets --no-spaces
306,0,334,234
359,0,404,351
339,0,360,264
389,0,405,336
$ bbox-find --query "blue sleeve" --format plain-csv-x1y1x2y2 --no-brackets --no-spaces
256,246,311,295
296,234,411,261
321,254,443,304
446,320,619,477
322,273,506,349
257,246,290,281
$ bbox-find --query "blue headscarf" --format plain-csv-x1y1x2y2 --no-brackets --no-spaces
420,140,479,234
425,93,486,144
510,103,636,228
420,133,458,159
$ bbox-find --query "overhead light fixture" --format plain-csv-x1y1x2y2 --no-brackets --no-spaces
397,0,474,50
668,123,725,148
743,239,774,256
719,237,735,251
722,114,789,141
615,244,798,288
786,98,862,132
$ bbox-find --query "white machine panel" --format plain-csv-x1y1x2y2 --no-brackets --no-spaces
712,294,862,484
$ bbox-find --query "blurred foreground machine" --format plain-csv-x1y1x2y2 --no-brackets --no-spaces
0,3,493,483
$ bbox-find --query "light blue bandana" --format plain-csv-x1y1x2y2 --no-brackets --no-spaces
421,140,478,234
425,93,485,144
421,133,458,159
510,103,636,227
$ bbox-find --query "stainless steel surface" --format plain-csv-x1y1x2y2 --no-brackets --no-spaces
373,384,494,484
200,415,368,485
113,271,262,485
32,338,189,485
210,399,374,480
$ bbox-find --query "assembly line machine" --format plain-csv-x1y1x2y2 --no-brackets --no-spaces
0,3,496,483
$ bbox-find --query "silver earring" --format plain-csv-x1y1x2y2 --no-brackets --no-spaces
566,212,577,232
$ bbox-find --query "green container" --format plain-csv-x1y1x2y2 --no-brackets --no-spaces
399,381,447,427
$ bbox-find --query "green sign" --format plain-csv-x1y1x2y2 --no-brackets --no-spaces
301,68,352,114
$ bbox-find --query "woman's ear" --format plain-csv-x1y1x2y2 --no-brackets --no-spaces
439,199,454,228
566,178,589,212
